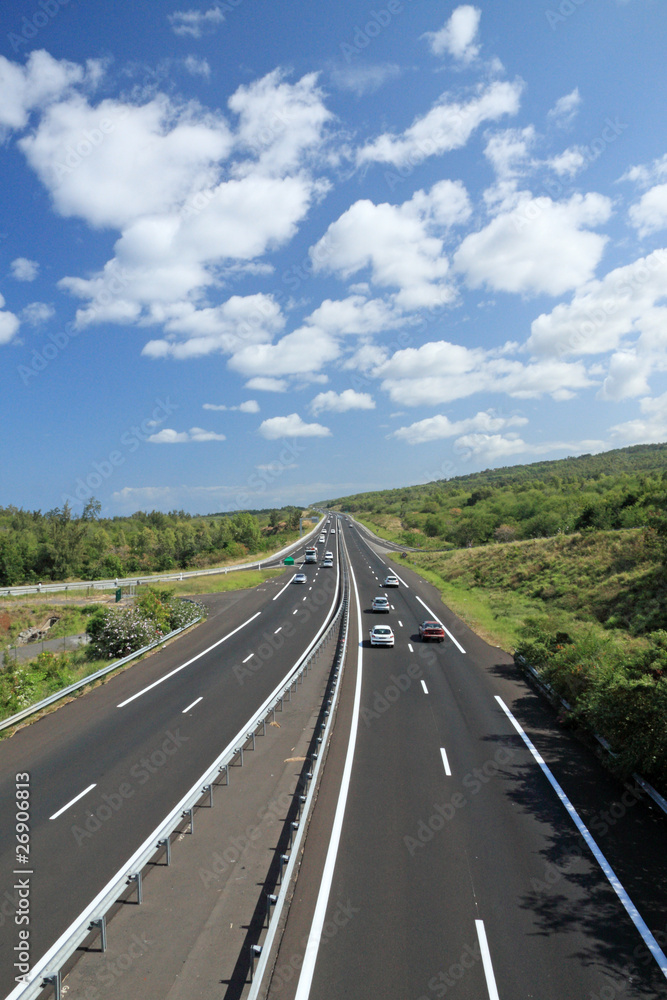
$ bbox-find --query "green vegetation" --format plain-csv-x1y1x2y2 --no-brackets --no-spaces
0,648,110,719
86,587,208,659
0,502,310,586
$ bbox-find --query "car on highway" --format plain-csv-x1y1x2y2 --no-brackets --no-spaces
369,625,394,647
383,574,399,587
371,596,390,613
319,534,326,542
419,620,445,642
324,551,333,560
293,573,308,584
322,558,333,567
330,528,336,533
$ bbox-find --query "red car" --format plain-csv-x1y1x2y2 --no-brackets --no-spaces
419,620,445,642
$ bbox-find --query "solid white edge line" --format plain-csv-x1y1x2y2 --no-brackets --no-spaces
182,697,203,714
117,611,262,707
475,920,500,1000
440,747,451,776
416,595,466,654
272,575,296,601
421,680,428,694
495,695,667,979
293,552,364,1000
49,783,97,821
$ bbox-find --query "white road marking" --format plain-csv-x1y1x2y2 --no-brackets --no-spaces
293,609,298,615
408,643,413,652
272,576,296,601
392,571,409,588
182,697,202,713
495,696,667,981
398,620,403,627
274,627,282,634
475,921,500,1000
421,680,428,694
242,653,254,663
416,595,466,654
50,783,96,821
117,611,261,708
303,596,307,601
440,747,451,776
293,546,364,1000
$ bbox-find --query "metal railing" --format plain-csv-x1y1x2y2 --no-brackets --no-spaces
7,542,345,1000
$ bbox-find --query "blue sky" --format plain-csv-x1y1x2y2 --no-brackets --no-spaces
2,0,667,515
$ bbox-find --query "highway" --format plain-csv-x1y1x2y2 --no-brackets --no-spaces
270,517,667,1000
0,529,341,999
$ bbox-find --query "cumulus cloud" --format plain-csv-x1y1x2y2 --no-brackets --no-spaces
0,294,20,345
330,63,401,96
610,392,667,443
203,399,259,412
258,413,331,439
245,377,288,392
422,6,482,63
629,184,667,238
310,181,471,310
356,79,522,168
454,433,604,464
547,88,581,128
184,56,211,78
229,326,339,378
148,426,226,443
393,409,527,444
168,6,225,37
454,192,611,296
21,302,54,326
310,389,375,415
0,50,92,132
11,257,39,281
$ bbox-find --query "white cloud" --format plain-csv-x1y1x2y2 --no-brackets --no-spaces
547,88,581,127
628,184,667,238
597,351,652,401
245,377,289,392
21,302,54,326
310,181,471,309
310,389,376,415
610,392,667,443
168,6,225,37
305,295,405,336
11,257,39,281
184,56,211,79
375,340,593,405
202,399,259,412
229,326,340,378
547,147,586,177
0,294,20,345
330,63,401,96
393,409,527,444
258,413,332,439
454,192,611,296
0,50,91,131
454,433,605,464
356,79,522,168
422,6,482,63
528,248,667,358
148,426,226,443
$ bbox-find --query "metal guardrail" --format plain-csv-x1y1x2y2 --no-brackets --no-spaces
0,519,326,597
7,544,345,1000
0,618,202,734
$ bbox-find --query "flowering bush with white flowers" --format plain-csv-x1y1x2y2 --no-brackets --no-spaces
87,591,207,659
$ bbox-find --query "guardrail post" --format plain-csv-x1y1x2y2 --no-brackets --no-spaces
279,853,289,883
129,872,143,903
43,972,61,999
158,837,171,865
183,808,194,833
90,916,107,952
236,747,244,766
247,731,255,751
249,944,262,981
266,893,277,926
204,784,213,807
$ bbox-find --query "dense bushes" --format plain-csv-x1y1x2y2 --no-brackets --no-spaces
516,621,667,787
86,589,207,659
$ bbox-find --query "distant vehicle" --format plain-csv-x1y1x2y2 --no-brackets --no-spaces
293,573,307,584
419,620,445,642
304,546,317,563
330,528,336,533
369,625,394,647
371,596,390,613
322,558,333,567
319,534,326,542
324,551,334,560
383,575,399,587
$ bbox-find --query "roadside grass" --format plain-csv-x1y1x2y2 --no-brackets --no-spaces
141,568,284,598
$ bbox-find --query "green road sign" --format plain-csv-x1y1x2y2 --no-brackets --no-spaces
284,556,295,565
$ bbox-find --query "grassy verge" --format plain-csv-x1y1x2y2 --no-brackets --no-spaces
139,568,284,598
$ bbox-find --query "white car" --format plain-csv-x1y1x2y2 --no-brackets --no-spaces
324,551,333,560
371,596,390,613
369,625,394,647
383,575,399,588
319,534,326,542
330,528,336,533
322,558,333,567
